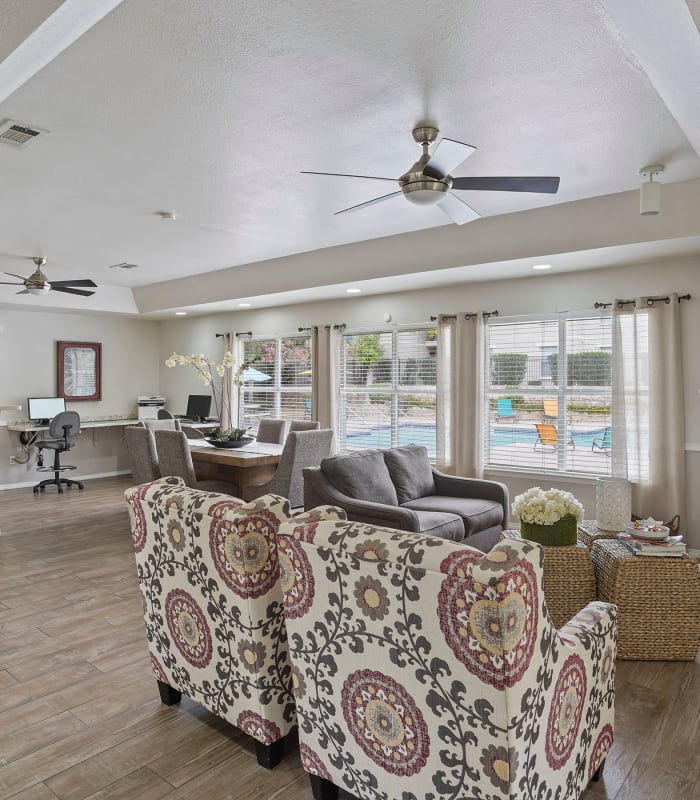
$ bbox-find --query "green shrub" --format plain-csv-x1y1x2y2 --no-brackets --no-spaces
491,354,528,386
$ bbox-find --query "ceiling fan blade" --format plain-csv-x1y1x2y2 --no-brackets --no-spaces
50,279,98,288
302,171,397,182
423,138,477,179
50,286,95,297
0,280,24,286
437,192,481,226
451,176,560,193
335,191,403,215
4,271,28,281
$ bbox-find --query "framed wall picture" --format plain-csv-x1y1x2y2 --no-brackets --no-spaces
57,341,102,401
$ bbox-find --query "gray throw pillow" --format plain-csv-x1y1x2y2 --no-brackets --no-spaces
321,450,398,506
383,444,436,505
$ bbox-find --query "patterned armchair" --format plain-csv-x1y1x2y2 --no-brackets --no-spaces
124,477,345,768
277,518,617,799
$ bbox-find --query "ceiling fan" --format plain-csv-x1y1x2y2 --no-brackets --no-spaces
302,125,560,225
0,257,97,296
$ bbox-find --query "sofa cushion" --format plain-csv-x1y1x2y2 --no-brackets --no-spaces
402,495,503,538
320,450,398,506
412,510,464,541
382,444,436,504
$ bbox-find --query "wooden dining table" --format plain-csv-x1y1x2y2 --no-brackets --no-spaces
188,440,283,496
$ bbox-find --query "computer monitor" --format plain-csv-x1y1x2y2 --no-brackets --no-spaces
185,394,212,422
27,396,66,425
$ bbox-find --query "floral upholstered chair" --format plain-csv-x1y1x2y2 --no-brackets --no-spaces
277,518,617,799
124,476,344,768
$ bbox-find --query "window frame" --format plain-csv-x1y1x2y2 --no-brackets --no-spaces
337,323,436,454
483,310,613,479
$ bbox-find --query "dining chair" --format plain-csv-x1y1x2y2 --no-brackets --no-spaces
256,418,286,444
139,418,182,432
242,429,333,508
154,429,238,495
288,420,320,433
125,426,159,484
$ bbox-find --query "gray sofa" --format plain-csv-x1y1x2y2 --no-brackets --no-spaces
303,444,508,551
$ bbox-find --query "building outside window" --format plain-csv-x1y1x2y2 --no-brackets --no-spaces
484,313,613,476
337,326,436,454
239,334,312,432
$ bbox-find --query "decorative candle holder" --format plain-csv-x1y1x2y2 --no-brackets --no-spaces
596,477,631,531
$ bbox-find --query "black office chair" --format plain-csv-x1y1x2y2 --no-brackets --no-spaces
157,408,175,419
33,411,84,494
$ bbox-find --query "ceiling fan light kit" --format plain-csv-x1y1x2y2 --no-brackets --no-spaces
639,164,664,216
302,123,560,225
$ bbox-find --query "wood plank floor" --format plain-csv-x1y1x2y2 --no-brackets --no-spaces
0,476,698,799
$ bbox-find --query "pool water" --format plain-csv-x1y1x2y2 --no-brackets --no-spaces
345,424,608,453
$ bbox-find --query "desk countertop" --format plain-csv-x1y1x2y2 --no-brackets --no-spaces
8,417,139,432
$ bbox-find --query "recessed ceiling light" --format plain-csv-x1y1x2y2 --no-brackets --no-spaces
238,302,252,308
175,311,187,316
346,288,362,294
532,264,552,270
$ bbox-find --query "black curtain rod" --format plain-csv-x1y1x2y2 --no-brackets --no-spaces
594,293,691,310
235,330,253,337
430,310,499,321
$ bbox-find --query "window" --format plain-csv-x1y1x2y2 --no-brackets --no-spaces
239,335,312,432
338,326,436,454
484,313,612,476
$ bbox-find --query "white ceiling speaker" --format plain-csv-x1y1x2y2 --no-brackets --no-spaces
639,164,664,216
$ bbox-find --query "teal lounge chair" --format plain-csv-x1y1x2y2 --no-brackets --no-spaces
592,426,612,455
496,398,518,422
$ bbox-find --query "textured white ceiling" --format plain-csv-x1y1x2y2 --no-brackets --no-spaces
0,0,699,313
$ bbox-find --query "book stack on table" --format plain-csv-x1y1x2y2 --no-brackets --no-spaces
617,532,687,557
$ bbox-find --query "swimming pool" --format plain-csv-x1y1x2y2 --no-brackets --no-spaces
345,424,609,452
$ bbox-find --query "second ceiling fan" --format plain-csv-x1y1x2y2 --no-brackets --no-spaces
303,125,560,225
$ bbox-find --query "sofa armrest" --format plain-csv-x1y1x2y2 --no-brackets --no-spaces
303,467,421,531
432,469,509,526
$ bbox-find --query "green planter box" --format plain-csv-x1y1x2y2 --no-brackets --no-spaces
520,514,578,546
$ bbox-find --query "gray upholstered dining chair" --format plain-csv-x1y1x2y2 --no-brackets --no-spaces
154,429,237,495
256,418,286,444
125,426,160,484
139,418,182,432
288,420,320,433
242,429,333,508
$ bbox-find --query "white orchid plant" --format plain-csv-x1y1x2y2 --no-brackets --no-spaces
511,486,584,526
165,351,252,439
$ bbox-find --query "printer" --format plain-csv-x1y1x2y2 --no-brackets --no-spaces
137,395,166,420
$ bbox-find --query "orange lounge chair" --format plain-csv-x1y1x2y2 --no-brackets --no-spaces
542,398,559,420
534,422,574,450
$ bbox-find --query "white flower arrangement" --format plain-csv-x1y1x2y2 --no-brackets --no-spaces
165,351,250,431
511,486,584,526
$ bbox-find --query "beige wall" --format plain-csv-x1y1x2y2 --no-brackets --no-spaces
159,255,700,546
0,309,160,488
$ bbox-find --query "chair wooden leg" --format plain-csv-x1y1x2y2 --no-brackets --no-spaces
591,758,606,783
309,774,339,800
157,680,181,706
255,737,285,769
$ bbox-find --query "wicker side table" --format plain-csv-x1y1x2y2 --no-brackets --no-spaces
591,540,700,660
541,545,597,629
577,519,620,549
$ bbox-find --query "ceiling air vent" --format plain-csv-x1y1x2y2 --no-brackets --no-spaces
107,262,139,270
0,119,48,149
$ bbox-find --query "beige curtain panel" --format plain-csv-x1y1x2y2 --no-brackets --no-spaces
612,294,685,521
311,325,339,454
436,313,485,478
